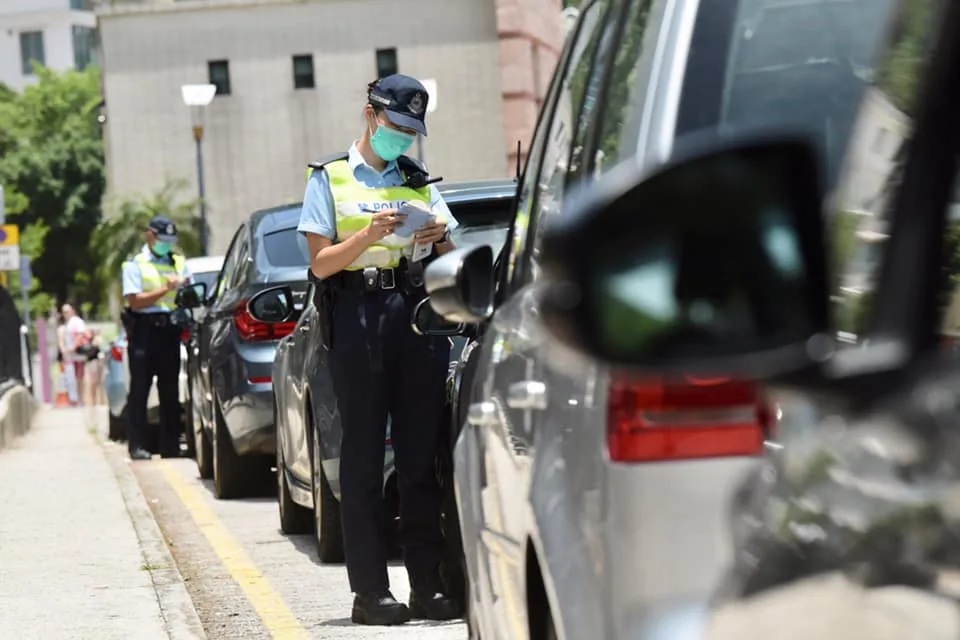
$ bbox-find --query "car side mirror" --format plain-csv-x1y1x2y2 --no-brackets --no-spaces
248,286,295,323
538,137,831,378
425,245,495,324
176,282,207,309
411,297,466,336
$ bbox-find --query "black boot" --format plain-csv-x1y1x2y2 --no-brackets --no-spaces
351,590,411,626
409,574,462,621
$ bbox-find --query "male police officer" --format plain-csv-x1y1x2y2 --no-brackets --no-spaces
121,216,192,460
298,74,460,626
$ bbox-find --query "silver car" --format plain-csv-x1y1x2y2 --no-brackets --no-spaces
421,0,903,638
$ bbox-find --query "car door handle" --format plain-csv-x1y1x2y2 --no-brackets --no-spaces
298,325,310,333
467,401,498,427
507,381,547,410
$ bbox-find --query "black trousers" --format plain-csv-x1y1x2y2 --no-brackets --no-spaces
126,317,182,456
328,288,450,593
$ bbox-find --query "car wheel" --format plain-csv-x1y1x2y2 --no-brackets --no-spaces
311,426,344,563
195,422,214,480
439,444,467,610
212,398,263,499
277,405,312,534
183,391,196,459
108,407,127,442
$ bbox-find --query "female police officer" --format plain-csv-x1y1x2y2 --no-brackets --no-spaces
297,74,460,626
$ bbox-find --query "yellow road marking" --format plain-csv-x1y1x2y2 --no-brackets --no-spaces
158,461,310,639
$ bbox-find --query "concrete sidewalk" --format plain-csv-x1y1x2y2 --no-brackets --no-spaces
0,406,204,640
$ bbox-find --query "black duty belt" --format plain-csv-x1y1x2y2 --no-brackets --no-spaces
331,262,425,293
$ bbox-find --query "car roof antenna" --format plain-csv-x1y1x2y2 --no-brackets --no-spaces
515,140,522,182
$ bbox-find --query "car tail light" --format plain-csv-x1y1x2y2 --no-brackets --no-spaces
233,301,297,341
180,329,191,343
248,376,272,384
606,375,772,463
110,345,124,362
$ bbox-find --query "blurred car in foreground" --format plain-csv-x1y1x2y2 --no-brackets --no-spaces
418,0,904,637
271,180,516,564
182,205,310,498
105,255,224,446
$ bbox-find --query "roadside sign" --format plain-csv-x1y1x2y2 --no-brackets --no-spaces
0,224,20,271
422,78,437,113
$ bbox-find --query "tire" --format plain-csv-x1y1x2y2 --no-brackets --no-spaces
183,398,196,459
439,444,467,608
278,441,313,535
311,427,344,563
108,407,127,442
212,398,264,499
196,423,214,480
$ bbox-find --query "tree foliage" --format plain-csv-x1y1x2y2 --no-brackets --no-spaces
0,66,104,315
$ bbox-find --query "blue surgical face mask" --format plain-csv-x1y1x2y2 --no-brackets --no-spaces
370,121,416,162
153,241,174,256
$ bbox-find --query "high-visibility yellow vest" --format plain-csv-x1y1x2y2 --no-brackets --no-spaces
134,252,186,311
309,159,441,270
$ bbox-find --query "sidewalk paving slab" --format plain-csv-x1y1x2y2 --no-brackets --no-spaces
0,406,204,640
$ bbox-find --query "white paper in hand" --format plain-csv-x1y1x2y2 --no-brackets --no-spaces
394,201,435,238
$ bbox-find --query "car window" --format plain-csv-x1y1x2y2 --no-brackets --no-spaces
449,198,515,253
228,237,250,290
214,226,243,299
594,0,903,186
262,227,310,268
828,0,942,340
506,0,615,289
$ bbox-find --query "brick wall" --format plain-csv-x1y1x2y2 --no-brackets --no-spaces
494,0,565,174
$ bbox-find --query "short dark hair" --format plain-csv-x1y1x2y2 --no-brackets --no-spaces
366,80,384,113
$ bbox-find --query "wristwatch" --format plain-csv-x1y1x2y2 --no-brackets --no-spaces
439,229,452,245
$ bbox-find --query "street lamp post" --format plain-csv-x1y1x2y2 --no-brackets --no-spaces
181,84,217,255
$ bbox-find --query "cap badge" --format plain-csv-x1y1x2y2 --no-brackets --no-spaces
408,92,425,115
166,224,174,234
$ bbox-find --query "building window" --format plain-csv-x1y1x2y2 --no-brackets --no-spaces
375,48,397,79
19,31,45,75
69,0,91,10
72,26,96,71
292,54,315,89
208,60,231,96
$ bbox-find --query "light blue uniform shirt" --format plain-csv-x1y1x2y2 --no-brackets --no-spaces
121,245,194,314
297,143,459,244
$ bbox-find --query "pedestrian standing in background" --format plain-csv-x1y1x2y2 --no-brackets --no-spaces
61,304,88,406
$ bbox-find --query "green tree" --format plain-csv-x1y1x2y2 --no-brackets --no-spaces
0,66,104,314
91,180,202,313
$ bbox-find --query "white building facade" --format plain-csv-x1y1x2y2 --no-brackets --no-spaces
0,0,97,91
97,0,562,254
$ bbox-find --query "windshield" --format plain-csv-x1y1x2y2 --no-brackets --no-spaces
191,270,220,292
263,227,310,268
448,197,514,252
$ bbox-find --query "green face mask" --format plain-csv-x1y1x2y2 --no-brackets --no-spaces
370,122,416,162
153,241,173,256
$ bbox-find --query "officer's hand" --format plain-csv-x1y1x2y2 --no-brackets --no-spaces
165,275,183,292
363,209,406,243
415,221,448,245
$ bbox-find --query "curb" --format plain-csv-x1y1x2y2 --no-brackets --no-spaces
100,435,208,640
0,383,38,451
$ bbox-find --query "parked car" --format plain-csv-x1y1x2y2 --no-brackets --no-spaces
106,255,225,446
522,1,960,636
182,206,311,498
271,180,516,564
419,0,905,638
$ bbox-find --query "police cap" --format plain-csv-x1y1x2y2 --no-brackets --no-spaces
368,74,429,137
147,215,178,243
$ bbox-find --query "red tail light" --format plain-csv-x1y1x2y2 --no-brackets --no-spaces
248,376,272,384
180,328,191,343
110,345,124,362
233,302,297,341
606,375,772,463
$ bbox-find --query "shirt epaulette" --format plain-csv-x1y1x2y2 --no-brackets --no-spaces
307,152,350,172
